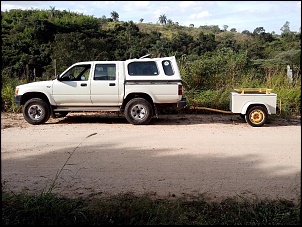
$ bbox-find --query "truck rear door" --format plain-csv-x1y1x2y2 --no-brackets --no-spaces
90,62,121,106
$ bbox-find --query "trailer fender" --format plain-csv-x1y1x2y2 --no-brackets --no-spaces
241,102,271,115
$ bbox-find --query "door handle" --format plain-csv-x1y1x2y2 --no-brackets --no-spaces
81,83,87,86
109,83,115,86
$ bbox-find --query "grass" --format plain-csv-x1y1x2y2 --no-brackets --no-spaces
2,191,300,225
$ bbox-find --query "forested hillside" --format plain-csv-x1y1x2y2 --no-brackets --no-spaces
1,9,301,116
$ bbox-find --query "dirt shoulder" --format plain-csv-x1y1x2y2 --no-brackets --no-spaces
1,111,301,129
1,112,301,203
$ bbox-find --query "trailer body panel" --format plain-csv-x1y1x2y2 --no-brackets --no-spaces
230,92,277,114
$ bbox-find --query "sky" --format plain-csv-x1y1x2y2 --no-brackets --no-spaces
1,1,301,34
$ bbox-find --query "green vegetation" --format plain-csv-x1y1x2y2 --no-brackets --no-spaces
1,9,301,224
2,191,300,225
1,8,300,117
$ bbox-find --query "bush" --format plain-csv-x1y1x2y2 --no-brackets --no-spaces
1,75,22,112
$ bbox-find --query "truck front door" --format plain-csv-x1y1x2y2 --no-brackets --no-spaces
52,64,92,105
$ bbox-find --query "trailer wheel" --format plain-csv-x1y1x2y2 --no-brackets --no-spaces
125,98,153,125
245,106,267,127
23,98,50,125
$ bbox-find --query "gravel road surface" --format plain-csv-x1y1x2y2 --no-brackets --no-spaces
1,112,301,203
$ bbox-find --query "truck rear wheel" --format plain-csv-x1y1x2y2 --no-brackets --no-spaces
125,98,153,125
245,106,267,127
23,98,50,125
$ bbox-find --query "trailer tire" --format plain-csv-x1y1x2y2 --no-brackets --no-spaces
23,98,50,125
125,98,153,125
245,106,267,127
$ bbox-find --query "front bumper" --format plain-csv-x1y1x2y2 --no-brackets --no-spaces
14,95,22,106
177,97,187,109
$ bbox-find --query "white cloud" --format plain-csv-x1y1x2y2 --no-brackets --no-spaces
123,1,150,11
152,9,163,21
179,1,197,9
190,11,211,20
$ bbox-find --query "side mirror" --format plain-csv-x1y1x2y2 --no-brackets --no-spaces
56,74,60,81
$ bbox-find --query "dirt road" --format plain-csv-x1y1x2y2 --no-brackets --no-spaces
1,112,301,203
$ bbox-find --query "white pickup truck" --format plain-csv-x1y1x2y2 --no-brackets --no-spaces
14,56,187,125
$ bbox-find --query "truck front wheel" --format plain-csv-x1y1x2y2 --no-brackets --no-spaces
245,106,267,127
125,98,153,125
23,98,50,125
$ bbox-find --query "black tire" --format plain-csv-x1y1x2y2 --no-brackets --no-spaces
23,98,50,125
54,111,69,118
245,106,267,127
124,98,153,125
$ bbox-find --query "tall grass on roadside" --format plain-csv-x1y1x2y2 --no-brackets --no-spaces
2,191,300,225
1,74,23,112
188,89,231,111
46,133,97,194
268,72,301,118
2,191,88,225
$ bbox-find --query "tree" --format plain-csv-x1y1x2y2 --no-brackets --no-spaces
194,31,217,55
189,24,194,28
139,18,144,23
158,14,167,25
242,30,251,35
110,11,119,21
51,32,109,73
167,19,173,25
253,27,265,35
280,21,290,34
223,25,228,31
48,6,55,19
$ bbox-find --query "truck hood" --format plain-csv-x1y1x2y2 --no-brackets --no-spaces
17,80,54,89
16,80,55,93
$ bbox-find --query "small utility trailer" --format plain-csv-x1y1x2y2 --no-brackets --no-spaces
191,88,278,127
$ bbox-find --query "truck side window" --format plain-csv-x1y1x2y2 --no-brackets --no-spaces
128,62,158,76
162,60,174,76
60,64,90,81
94,64,116,80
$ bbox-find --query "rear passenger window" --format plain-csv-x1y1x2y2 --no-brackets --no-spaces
128,61,158,76
94,64,116,80
162,60,174,76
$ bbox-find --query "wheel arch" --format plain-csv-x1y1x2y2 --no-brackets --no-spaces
241,102,270,115
20,92,51,106
122,93,154,111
